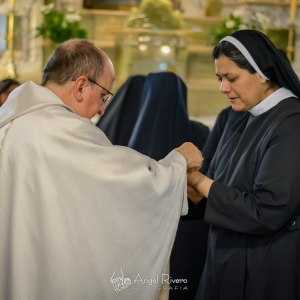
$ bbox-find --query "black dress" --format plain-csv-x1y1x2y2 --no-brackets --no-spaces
96,75,146,146
201,106,245,175
193,97,300,300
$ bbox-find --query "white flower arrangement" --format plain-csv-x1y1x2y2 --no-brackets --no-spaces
211,9,270,44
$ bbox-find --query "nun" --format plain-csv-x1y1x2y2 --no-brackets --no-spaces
96,74,146,145
0,78,20,106
187,29,300,300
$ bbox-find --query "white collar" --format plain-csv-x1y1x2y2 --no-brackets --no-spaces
91,114,101,125
249,87,297,116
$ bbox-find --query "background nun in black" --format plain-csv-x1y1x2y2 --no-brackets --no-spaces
187,30,300,300
96,75,146,146
97,71,210,300
128,72,210,300
128,72,209,158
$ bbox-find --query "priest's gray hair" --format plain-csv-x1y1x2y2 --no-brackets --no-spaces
41,39,105,86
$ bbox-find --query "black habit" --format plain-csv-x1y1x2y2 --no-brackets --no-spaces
194,97,300,300
192,30,300,300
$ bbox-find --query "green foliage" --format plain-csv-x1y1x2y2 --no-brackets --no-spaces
211,13,243,45
210,10,270,45
36,3,87,44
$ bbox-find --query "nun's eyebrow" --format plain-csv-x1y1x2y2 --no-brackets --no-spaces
215,73,235,77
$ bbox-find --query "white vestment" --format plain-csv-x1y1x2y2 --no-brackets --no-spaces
0,82,188,300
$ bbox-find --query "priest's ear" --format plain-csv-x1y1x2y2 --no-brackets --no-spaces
72,76,89,102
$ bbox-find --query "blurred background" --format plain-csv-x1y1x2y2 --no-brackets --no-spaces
0,0,298,126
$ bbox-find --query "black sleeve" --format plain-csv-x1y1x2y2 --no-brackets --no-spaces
190,120,210,151
201,107,231,174
204,114,300,234
181,198,207,220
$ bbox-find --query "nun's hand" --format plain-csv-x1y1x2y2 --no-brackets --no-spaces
174,142,202,172
187,184,204,204
187,170,214,201
187,171,204,204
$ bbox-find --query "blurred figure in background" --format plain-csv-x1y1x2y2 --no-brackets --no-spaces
127,72,210,157
96,75,146,145
98,72,210,300
0,78,20,107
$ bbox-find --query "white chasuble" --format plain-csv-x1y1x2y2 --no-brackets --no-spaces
0,82,188,300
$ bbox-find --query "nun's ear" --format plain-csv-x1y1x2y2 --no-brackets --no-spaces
259,75,267,84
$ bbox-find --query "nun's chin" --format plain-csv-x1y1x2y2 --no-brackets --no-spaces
230,104,247,112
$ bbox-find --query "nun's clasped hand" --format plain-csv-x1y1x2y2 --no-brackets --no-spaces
174,142,203,172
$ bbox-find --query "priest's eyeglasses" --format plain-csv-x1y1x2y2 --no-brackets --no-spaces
72,78,113,104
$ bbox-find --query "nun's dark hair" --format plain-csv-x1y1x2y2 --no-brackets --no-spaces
212,41,255,73
0,78,20,94
212,41,278,89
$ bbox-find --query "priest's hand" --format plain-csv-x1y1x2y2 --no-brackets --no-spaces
174,142,202,172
